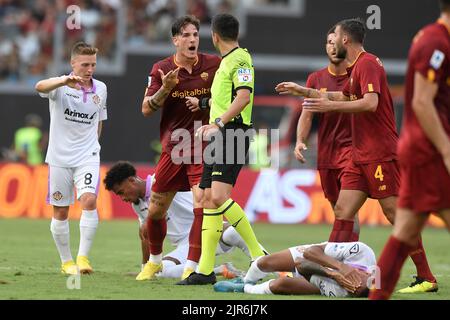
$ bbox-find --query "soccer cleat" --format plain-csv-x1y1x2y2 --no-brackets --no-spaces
61,260,79,275
136,261,162,281
176,272,216,285
181,267,195,280
397,276,438,293
76,256,93,275
219,262,245,279
214,280,245,293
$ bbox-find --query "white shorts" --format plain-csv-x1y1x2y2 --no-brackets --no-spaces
47,164,100,206
163,238,189,265
309,275,349,298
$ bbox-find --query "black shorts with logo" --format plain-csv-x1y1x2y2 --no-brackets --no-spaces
200,122,252,189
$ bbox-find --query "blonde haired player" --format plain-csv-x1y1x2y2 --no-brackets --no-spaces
35,42,107,275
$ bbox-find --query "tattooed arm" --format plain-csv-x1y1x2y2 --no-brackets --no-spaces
142,67,180,117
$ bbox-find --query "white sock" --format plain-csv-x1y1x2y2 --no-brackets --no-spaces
50,218,73,263
77,209,98,257
244,280,274,295
150,253,162,264
221,227,249,257
185,260,198,270
157,260,184,278
244,256,268,283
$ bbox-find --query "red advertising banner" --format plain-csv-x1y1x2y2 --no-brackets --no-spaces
0,163,445,227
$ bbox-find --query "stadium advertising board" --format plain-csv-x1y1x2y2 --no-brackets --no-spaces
0,163,445,227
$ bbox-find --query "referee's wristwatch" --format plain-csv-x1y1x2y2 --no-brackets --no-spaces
214,117,225,128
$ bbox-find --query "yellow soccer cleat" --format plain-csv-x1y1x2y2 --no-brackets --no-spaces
76,256,93,275
397,276,438,294
136,261,162,281
181,267,195,280
61,260,79,275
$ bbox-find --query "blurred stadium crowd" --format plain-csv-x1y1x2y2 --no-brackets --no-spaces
0,0,287,83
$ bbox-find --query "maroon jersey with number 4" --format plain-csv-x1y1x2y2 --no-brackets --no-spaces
343,52,399,164
398,20,450,165
146,53,221,153
306,67,351,169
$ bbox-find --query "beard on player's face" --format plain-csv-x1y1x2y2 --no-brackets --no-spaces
335,43,347,59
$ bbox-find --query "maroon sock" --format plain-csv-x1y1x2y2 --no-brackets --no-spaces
350,232,360,242
328,219,354,242
187,208,203,262
146,218,167,255
409,237,436,282
369,236,412,300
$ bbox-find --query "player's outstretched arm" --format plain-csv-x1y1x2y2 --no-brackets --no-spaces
142,68,179,117
35,75,83,93
275,82,348,101
303,92,377,113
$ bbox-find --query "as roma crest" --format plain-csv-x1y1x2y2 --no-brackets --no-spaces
200,72,209,81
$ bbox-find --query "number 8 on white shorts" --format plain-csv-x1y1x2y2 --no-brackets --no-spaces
47,164,100,206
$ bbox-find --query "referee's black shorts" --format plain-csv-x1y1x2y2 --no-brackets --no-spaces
199,122,252,189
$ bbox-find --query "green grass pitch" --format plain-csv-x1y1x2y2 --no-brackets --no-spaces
0,218,448,300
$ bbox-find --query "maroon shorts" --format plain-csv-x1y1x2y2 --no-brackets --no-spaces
152,151,203,193
398,156,450,213
318,168,346,203
341,160,399,199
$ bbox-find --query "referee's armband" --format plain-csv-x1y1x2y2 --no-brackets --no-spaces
200,97,210,110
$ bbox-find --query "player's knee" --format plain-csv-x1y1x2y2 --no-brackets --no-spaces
210,193,228,209
333,202,351,219
53,206,69,220
268,279,287,294
256,256,275,272
79,193,97,210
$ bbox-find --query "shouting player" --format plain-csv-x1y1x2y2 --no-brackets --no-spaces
139,15,221,281
370,0,450,299
35,42,107,275
276,18,437,292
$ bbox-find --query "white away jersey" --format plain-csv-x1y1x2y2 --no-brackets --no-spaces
131,175,194,246
324,242,376,271
39,77,107,167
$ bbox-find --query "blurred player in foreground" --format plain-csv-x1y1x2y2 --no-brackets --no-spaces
276,18,437,293
370,0,450,299
35,42,107,275
214,241,375,298
104,161,263,279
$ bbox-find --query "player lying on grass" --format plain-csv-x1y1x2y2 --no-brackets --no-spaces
214,241,375,297
104,161,263,279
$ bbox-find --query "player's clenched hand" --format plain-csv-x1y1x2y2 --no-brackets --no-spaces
338,264,362,290
303,97,334,113
63,75,83,90
159,67,180,90
195,124,219,140
294,142,308,163
185,97,200,112
329,270,358,293
275,82,308,96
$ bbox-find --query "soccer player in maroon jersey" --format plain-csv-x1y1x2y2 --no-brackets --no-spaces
369,1,450,299
137,15,221,281
276,18,437,292
292,28,359,241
